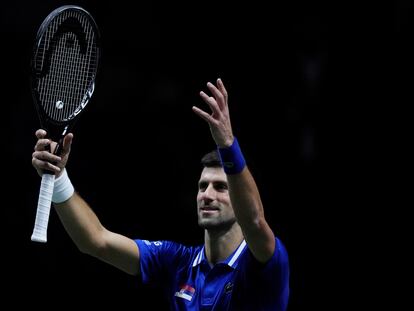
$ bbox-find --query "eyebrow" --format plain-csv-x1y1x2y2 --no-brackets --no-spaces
198,179,228,186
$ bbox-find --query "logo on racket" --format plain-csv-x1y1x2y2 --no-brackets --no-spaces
56,100,64,109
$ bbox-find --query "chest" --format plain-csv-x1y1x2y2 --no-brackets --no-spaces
171,263,241,311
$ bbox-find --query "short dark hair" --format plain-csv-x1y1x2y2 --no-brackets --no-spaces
201,150,222,168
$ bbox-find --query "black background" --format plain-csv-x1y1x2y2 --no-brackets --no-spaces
2,1,410,309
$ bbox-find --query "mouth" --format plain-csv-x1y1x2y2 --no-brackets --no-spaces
200,206,220,214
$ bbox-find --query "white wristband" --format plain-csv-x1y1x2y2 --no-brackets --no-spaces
52,169,74,203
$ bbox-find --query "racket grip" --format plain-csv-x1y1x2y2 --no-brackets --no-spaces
31,173,55,243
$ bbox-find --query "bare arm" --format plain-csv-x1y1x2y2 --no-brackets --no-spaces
192,79,275,263
32,129,140,275
54,193,140,275
226,168,275,263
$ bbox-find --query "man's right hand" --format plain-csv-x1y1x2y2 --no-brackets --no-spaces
31,129,73,178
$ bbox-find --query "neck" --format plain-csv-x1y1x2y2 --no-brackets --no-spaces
204,223,244,265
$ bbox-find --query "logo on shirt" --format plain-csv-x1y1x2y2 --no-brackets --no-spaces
143,240,163,246
224,282,234,294
174,284,195,302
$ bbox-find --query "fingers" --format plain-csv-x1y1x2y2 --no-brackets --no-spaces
34,138,51,151
34,129,73,152
34,129,50,152
32,150,61,163
216,78,228,101
32,129,73,176
32,151,61,174
32,158,61,174
61,133,73,157
199,91,221,116
35,129,47,139
206,81,225,109
199,79,227,113
195,78,229,124
192,106,215,124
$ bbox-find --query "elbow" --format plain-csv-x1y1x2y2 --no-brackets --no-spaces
240,214,266,235
77,241,100,256
250,212,267,230
78,241,107,260
76,233,106,258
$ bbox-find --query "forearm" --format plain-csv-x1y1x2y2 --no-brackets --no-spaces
228,168,263,224
32,131,140,274
54,192,106,255
218,138,268,229
228,168,275,262
55,192,140,275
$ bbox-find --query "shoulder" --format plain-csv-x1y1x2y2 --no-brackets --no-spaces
135,239,202,262
275,237,289,263
243,236,289,269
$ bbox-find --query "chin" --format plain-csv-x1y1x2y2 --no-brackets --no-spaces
198,218,219,229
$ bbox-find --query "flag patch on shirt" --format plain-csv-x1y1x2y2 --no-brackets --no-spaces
174,284,195,301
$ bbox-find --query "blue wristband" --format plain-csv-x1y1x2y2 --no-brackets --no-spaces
217,137,246,174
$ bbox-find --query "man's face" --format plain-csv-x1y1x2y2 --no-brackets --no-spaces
196,166,236,230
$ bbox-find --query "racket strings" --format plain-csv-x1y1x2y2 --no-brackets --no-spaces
36,9,98,122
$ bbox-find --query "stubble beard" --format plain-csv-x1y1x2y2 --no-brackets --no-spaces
198,214,237,232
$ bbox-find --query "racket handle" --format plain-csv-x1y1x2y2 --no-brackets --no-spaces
31,173,55,243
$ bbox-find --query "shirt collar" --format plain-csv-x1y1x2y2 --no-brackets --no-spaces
192,240,247,269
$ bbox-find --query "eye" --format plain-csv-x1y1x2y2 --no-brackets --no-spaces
214,182,228,192
198,181,207,192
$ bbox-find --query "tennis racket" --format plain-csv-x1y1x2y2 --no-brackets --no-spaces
30,5,100,243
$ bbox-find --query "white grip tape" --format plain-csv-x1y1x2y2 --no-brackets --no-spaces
31,173,55,243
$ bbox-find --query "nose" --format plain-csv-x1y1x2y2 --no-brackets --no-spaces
200,184,216,202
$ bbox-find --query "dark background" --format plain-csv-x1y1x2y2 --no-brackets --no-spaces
2,0,409,309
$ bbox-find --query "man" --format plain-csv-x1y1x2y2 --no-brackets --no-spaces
31,78,289,310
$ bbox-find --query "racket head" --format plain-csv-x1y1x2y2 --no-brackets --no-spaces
30,5,101,140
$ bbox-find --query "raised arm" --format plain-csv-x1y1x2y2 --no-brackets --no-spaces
192,79,275,263
31,129,140,275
